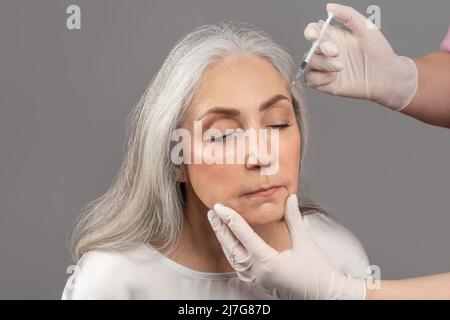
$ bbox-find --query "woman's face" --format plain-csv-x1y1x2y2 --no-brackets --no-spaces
179,54,301,226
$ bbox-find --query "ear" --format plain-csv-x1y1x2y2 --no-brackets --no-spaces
173,165,187,183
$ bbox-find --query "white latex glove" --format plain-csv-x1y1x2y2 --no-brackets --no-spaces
207,194,366,300
302,3,418,111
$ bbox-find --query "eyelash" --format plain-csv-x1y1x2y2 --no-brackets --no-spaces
209,123,292,143
209,132,235,143
268,123,292,129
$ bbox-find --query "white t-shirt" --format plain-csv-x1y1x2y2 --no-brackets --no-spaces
61,212,370,299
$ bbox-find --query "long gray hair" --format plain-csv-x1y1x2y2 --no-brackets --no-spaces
69,20,326,262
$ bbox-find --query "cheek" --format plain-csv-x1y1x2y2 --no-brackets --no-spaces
278,128,301,192
186,164,241,208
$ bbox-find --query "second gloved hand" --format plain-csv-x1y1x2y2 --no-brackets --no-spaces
207,194,366,300
302,3,418,111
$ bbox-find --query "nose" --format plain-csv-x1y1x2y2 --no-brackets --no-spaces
244,128,277,172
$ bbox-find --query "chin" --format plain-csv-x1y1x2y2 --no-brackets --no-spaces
240,203,284,226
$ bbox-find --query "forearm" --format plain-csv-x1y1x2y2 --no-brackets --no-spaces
365,272,450,299
401,52,450,128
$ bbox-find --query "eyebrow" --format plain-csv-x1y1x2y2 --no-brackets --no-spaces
197,94,291,121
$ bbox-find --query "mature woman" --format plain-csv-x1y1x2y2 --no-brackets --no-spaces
61,20,370,300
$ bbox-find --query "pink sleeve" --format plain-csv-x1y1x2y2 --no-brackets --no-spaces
440,25,450,52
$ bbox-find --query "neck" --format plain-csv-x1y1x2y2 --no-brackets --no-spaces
167,184,292,273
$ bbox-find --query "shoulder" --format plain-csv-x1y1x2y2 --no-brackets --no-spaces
302,211,371,279
61,246,152,299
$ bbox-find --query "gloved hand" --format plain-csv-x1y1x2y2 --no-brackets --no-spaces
207,193,366,300
302,3,418,111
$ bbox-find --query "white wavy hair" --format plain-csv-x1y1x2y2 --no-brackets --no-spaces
69,20,326,262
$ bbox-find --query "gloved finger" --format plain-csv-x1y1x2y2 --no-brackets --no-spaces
319,40,340,57
207,210,256,281
327,3,369,36
207,210,254,273
212,204,278,261
304,22,331,48
308,53,343,72
304,21,341,47
304,22,321,41
304,70,335,88
283,194,308,248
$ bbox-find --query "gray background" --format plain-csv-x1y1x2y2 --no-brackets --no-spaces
1,0,449,299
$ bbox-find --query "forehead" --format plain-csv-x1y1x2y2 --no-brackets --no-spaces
188,54,290,117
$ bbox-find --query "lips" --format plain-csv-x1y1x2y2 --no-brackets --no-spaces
244,185,282,197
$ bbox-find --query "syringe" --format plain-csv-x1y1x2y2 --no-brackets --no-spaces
291,11,335,85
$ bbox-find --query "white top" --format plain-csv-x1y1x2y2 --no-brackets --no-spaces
61,212,370,299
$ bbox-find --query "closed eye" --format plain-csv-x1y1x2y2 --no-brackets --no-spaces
268,123,292,128
210,123,292,142
210,131,235,143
